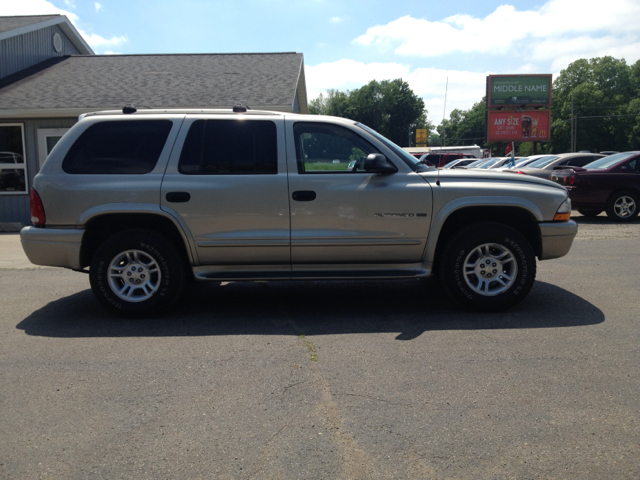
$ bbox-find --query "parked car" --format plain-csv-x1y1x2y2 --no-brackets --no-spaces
549,151,640,221
442,158,478,169
510,153,605,178
21,107,577,316
420,153,476,168
493,155,547,172
487,157,525,169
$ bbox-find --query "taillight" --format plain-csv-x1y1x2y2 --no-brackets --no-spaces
563,175,579,186
30,188,46,226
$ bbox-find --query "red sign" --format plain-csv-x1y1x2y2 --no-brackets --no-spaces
487,110,550,143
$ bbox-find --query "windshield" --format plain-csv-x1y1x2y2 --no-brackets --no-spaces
355,123,427,171
583,152,637,169
525,155,559,168
479,158,503,169
465,159,488,168
443,159,460,168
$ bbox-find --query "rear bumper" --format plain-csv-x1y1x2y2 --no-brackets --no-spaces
538,220,578,260
20,226,84,270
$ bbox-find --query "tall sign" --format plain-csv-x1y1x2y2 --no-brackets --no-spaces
415,128,427,147
487,110,550,143
487,74,552,108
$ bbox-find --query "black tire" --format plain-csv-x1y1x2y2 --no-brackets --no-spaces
438,222,537,312
577,208,602,217
605,191,639,222
89,229,186,317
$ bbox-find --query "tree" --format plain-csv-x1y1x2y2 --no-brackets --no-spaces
551,56,637,153
308,79,428,146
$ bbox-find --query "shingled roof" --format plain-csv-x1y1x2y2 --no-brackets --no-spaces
0,15,61,34
0,53,307,115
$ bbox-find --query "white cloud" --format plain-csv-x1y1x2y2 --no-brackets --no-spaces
64,0,76,9
353,0,640,65
0,0,79,22
306,61,491,125
2,0,127,52
83,32,128,48
330,16,342,24
94,2,103,12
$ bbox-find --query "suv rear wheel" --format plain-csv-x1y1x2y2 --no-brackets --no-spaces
89,229,186,317
439,222,536,311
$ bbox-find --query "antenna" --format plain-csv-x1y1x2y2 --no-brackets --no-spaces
442,77,448,147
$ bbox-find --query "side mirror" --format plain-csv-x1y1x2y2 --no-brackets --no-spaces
364,154,398,174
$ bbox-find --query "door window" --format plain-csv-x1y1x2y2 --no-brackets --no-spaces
293,122,379,173
178,120,277,175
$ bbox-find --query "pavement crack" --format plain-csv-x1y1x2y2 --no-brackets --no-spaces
333,392,416,407
280,380,308,402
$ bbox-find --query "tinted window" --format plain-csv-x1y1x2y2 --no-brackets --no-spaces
179,120,277,175
294,122,379,173
63,120,172,174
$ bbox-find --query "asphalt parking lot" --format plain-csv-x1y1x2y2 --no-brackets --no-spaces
1,214,639,479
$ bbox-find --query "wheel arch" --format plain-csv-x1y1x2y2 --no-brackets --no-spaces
80,212,195,270
429,206,542,273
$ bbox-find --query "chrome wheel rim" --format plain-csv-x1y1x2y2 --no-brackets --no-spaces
108,250,161,302
463,243,518,296
614,196,636,218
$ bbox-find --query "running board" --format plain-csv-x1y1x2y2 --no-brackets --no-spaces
192,263,432,281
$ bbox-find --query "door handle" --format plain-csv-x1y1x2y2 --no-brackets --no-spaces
165,192,191,203
292,190,316,202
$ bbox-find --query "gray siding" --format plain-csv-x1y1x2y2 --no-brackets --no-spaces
0,116,78,224
0,25,80,79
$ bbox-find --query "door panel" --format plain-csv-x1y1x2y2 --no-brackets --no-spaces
285,120,432,265
161,116,290,266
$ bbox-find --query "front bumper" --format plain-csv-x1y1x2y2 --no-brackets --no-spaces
20,226,84,270
538,220,578,260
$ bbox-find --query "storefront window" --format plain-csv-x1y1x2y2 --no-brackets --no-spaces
0,124,27,194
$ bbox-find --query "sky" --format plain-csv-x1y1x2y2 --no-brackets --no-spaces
3,0,640,125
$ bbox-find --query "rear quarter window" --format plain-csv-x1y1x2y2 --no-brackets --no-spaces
62,120,173,174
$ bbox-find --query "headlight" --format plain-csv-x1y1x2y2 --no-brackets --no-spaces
553,197,572,221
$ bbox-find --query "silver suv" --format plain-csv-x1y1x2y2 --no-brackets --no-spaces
21,107,577,316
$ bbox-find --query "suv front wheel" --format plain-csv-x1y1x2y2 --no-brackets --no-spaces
439,222,536,311
89,229,186,317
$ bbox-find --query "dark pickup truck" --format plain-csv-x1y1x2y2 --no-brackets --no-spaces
549,152,640,221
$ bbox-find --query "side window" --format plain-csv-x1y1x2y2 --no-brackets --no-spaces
179,120,277,175
63,120,173,174
293,122,379,173
627,159,637,171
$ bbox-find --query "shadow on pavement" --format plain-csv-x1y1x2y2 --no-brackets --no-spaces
17,278,604,341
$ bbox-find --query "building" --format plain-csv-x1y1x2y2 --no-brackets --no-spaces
0,15,308,229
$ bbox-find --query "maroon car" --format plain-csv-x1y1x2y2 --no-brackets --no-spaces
549,152,640,221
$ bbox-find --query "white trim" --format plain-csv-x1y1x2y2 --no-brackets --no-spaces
0,123,28,195
37,128,69,171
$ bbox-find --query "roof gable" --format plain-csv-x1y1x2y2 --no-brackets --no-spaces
0,15,93,54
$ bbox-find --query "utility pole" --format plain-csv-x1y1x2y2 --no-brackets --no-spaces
570,94,574,152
